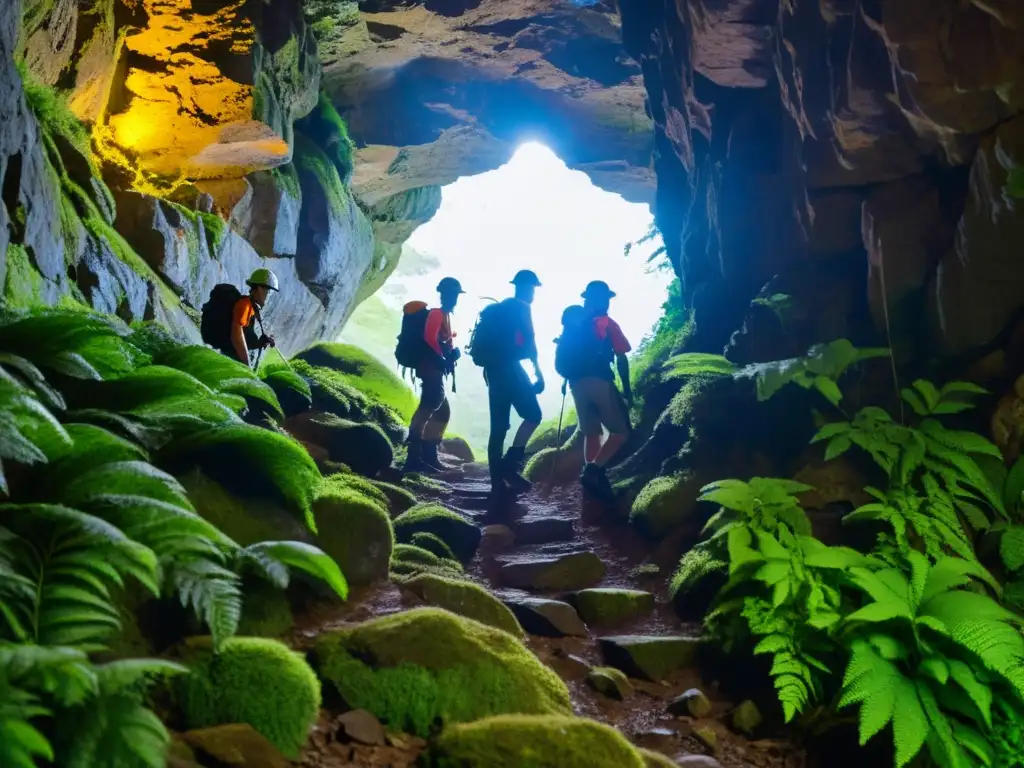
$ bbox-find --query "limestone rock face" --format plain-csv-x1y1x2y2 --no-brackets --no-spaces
619,0,1024,363
327,0,655,207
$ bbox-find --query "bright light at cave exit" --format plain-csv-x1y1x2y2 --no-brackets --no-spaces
343,141,670,447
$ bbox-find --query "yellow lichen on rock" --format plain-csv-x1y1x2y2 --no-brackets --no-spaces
97,0,288,188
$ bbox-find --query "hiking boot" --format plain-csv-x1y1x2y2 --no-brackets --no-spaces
422,440,447,473
402,438,439,475
580,462,614,501
501,446,532,493
490,473,512,497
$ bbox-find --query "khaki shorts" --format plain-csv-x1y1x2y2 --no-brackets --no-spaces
570,377,629,436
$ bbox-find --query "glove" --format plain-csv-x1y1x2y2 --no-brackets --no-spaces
449,347,462,363
258,333,276,349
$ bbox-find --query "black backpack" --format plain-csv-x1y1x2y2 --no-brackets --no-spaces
554,305,613,380
395,301,431,370
201,283,256,356
467,300,517,368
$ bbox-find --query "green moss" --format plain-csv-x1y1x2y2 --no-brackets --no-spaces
181,637,320,758
373,479,417,515
638,748,680,768
666,377,714,430
295,342,416,420
402,473,449,496
312,608,572,737
391,543,464,579
393,503,481,565
628,472,700,539
429,714,647,768
180,470,310,546
294,132,347,212
294,412,395,476
270,163,301,201
526,410,578,453
401,573,522,638
313,473,394,585
238,583,294,638
571,589,655,628
305,91,356,186
168,201,228,257
4,243,45,308
291,358,405,438
410,532,456,560
18,59,92,159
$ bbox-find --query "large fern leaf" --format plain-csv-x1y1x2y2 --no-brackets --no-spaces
0,374,71,496
1,504,159,651
165,558,242,649
238,541,348,599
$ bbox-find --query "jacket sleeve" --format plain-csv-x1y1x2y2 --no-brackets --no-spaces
424,309,444,357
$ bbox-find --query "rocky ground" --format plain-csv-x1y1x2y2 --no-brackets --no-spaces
279,459,805,768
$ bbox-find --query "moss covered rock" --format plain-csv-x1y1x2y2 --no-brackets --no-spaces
571,588,655,628
287,410,394,477
238,583,294,638
639,748,682,768
313,474,394,585
401,574,522,637
393,503,482,565
181,637,321,758
441,436,475,463
586,667,634,700
373,479,418,515
526,411,578,453
312,608,571,737
523,432,585,485
410,531,457,560
180,470,311,547
498,551,606,591
629,472,701,539
295,342,417,419
598,635,701,682
390,544,465,581
428,714,647,768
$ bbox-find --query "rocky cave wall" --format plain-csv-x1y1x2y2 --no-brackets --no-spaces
2,0,660,356
618,0,1024,377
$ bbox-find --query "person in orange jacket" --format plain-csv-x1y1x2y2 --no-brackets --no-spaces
403,276,464,473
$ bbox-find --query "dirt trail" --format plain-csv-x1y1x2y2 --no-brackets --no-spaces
296,461,805,768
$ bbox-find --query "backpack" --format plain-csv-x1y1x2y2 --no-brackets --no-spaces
395,301,431,370
554,305,613,381
201,283,254,355
467,300,517,368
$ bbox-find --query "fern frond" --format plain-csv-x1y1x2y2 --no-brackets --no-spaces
156,346,283,420
0,644,96,706
1,504,159,650
238,541,348,600
0,352,65,410
165,558,242,649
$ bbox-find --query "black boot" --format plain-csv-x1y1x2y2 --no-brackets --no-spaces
580,462,614,501
422,440,446,473
403,437,438,475
502,445,532,493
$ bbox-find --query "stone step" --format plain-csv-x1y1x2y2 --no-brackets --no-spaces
597,635,703,682
504,597,588,637
497,551,606,591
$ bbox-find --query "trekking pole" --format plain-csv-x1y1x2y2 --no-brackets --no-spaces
548,379,567,486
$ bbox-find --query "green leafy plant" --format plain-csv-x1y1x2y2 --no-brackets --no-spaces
838,552,1023,767
0,307,349,766
665,339,888,407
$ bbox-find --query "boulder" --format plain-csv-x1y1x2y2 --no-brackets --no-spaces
499,551,606,591
667,689,712,719
429,714,650,768
409,531,457,561
730,700,762,736
390,543,465,581
571,588,655,628
515,517,576,545
181,724,290,768
480,524,516,554
286,410,394,477
505,597,588,638
392,503,482,565
598,635,701,682
400,573,523,637
336,709,386,746
181,637,321,759
586,667,634,701
312,608,572,737
442,436,476,463
629,473,702,540
313,475,394,585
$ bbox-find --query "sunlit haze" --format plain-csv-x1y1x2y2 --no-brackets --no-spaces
343,141,670,450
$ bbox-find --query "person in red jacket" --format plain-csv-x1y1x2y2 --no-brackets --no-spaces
403,276,464,473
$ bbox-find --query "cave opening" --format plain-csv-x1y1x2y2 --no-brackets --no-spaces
343,141,671,453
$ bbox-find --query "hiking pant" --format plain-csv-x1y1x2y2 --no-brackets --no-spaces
410,369,450,441
485,362,541,469
569,376,629,436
